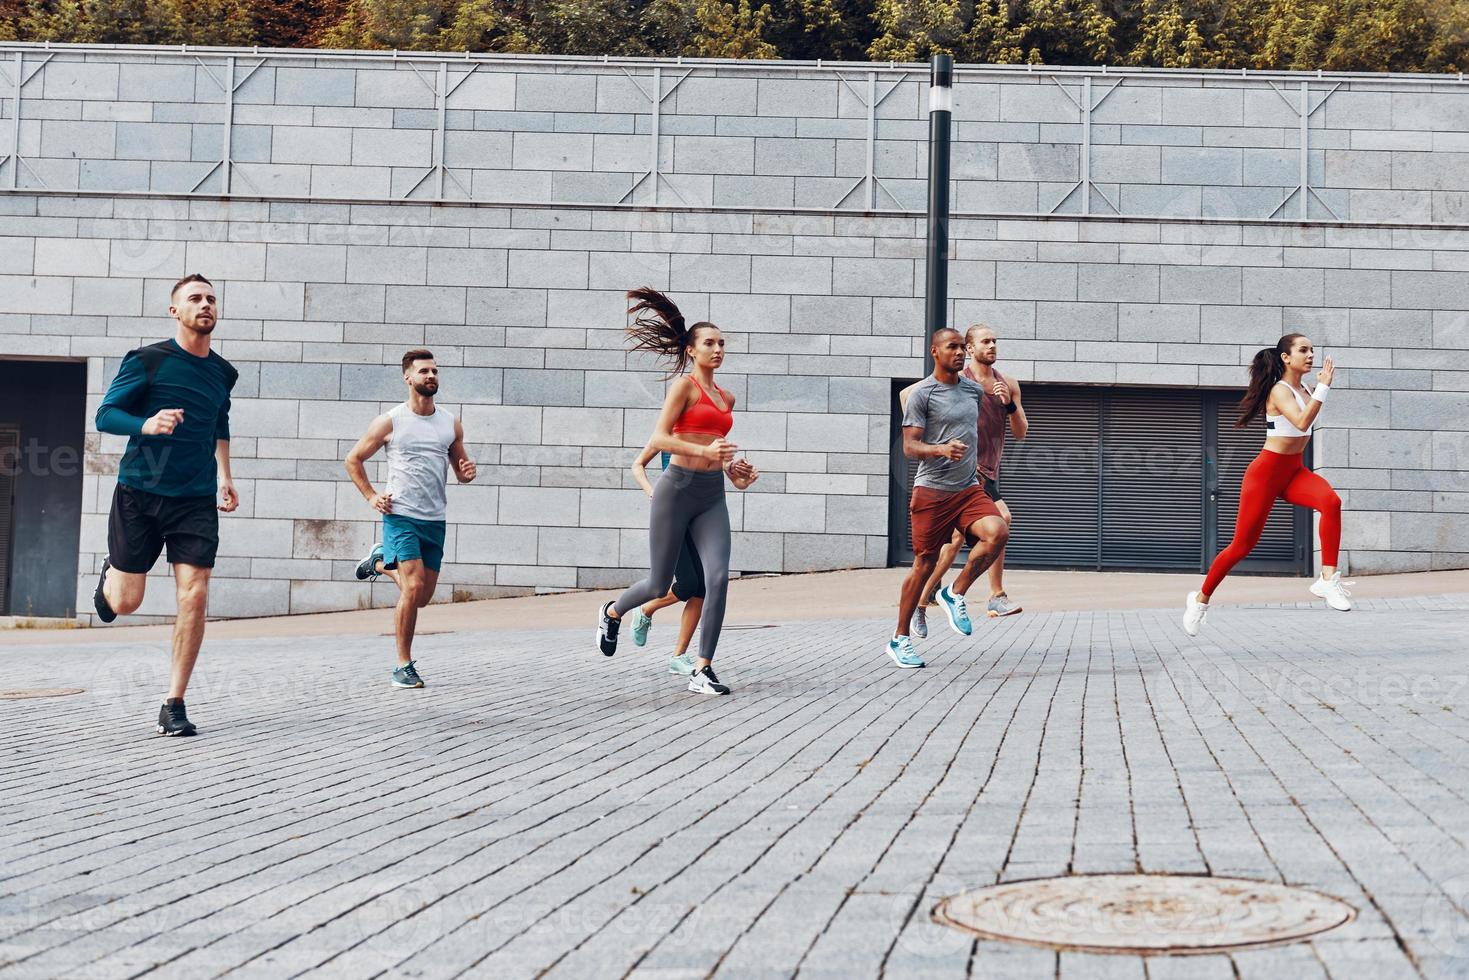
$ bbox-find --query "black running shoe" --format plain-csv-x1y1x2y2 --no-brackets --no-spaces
94,558,117,623
688,665,730,696
356,543,384,581
157,699,197,737
597,601,620,657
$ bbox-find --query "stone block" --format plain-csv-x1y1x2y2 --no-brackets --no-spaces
1159,266,1241,306
116,63,195,102
499,485,580,526
508,250,587,290
748,375,829,413
514,72,595,113
271,125,352,166
1161,87,1243,127
72,277,142,317
512,132,593,171
40,119,115,159
40,60,118,100
347,245,428,286
1242,268,1324,307
304,282,385,322
0,275,72,315
751,255,831,296
674,135,755,175
997,261,1077,302
270,67,353,107
833,257,913,298
1390,271,1469,311
1035,302,1117,340
755,138,835,177
466,287,547,327
781,531,865,572
1090,144,1160,183
668,253,752,294
503,368,582,408
384,285,465,325
999,83,1078,124
787,413,868,453
540,407,621,445
1160,146,1243,185
758,78,837,118
1118,304,1200,343
998,143,1079,182
78,159,150,192
538,526,619,567
266,244,347,283
745,492,824,533
1078,264,1158,304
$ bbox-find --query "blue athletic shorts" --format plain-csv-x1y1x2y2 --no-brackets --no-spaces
382,514,446,573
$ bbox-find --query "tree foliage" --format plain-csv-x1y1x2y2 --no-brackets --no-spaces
6,0,1469,72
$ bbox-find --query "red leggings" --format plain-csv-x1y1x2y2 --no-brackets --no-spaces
1202,449,1340,596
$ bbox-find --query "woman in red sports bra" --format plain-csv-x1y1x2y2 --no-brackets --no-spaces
595,288,759,696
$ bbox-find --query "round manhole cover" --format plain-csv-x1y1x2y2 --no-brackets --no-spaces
933,874,1355,955
0,688,85,700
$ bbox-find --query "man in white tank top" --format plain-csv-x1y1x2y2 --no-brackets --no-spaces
345,349,477,689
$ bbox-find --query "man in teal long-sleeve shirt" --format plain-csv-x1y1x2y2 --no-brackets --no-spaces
94,273,239,737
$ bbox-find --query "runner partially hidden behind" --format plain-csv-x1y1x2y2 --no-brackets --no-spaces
596,288,759,695
1183,333,1348,636
890,328,1009,669
345,349,477,688
629,442,705,678
93,273,239,737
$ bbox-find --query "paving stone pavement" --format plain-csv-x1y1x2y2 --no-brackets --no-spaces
3,594,1469,979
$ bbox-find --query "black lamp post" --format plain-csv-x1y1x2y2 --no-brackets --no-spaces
922,54,953,377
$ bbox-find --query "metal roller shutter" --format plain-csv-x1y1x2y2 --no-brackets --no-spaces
889,382,1310,574
0,427,15,614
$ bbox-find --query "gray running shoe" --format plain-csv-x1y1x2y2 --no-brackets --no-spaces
912,605,928,639
392,660,425,689
668,652,695,675
986,593,1023,618
688,665,730,695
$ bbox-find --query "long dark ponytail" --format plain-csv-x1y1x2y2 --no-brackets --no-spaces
625,287,715,378
1236,333,1305,427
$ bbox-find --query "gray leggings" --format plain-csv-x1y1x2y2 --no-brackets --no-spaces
614,464,731,662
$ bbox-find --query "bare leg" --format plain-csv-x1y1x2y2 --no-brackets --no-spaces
920,531,964,605
987,501,1013,598
389,559,432,666
168,564,213,700
680,597,704,665
642,590,681,619
103,565,148,616
952,516,1009,597
896,554,940,638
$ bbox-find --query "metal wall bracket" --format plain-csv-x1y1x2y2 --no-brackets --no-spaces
833,71,911,210
1,51,54,190
401,61,480,200
618,66,693,206
193,56,267,194
1048,75,1122,216
1268,80,1341,220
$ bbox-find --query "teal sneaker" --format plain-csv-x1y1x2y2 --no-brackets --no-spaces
937,586,972,636
667,652,695,675
391,660,425,689
356,543,384,581
886,635,925,669
630,608,652,646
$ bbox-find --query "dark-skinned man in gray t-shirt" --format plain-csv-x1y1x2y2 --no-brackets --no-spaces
890,329,1009,668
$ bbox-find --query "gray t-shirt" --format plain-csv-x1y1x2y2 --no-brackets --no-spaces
902,374,985,492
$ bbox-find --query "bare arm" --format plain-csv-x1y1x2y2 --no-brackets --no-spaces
903,425,966,461
448,418,477,483
1269,384,1326,433
1007,377,1028,441
215,439,239,512
344,414,395,514
632,440,659,497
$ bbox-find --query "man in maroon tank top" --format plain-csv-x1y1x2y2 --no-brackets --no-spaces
915,324,1028,635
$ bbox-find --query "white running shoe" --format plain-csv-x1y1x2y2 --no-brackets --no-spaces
912,605,928,639
1182,591,1209,637
1309,573,1354,611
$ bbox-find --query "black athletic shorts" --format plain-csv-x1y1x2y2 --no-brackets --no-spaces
107,484,220,572
671,529,705,602
982,475,1003,503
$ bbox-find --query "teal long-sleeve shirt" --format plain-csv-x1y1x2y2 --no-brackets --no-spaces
96,339,238,498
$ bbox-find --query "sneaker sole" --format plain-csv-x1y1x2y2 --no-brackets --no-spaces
886,651,925,669
391,680,424,688
1308,586,1352,611
156,727,196,736
986,607,1022,618
687,685,730,695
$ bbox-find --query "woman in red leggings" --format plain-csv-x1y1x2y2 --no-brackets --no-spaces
1183,333,1348,636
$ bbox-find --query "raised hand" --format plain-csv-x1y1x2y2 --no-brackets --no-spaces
991,380,1011,404
1318,356,1335,387
457,457,478,482
143,408,184,436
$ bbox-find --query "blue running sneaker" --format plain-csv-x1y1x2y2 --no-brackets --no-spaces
667,652,695,675
886,635,925,669
391,660,425,689
630,608,652,646
356,543,383,581
912,604,928,639
937,586,972,636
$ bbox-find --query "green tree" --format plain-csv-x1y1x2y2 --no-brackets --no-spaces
319,0,445,49
692,0,778,58
867,0,963,61
438,0,536,51
957,0,1030,64
17,0,252,44
766,0,878,62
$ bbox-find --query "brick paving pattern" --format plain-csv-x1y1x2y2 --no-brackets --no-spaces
3,594,1469,977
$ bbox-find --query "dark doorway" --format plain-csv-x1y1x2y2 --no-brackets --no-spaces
889,382,1311,575
0,360,87,618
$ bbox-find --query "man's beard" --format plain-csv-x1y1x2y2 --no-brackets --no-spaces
187,320,216,335
413,383,438,397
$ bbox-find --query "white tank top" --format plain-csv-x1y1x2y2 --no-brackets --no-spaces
384,403,456,521
1265,381,1313,438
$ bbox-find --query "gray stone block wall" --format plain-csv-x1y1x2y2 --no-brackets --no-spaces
1,47,1468,620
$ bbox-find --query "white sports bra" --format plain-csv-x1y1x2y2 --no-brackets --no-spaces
1265,381,1313,438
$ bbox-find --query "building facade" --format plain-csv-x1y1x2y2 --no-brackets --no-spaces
0,44,1466,621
